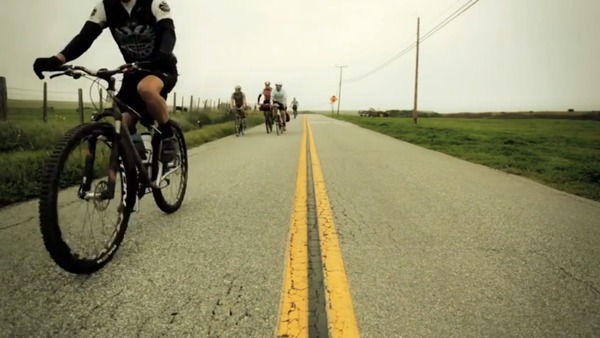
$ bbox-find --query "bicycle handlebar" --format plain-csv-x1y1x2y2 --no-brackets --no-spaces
47,61,154,81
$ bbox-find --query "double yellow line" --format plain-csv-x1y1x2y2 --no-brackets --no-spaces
276,117,360,338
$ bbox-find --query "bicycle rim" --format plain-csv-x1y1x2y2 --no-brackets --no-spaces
38,123,136,274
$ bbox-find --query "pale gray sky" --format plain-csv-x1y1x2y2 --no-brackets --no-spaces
1,0,599,113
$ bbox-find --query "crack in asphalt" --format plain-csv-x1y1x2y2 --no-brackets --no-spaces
529,250,600,296
476,246,600,296
0,216,34,230
207,277,251,338
307,138,330,338
281,218,307,335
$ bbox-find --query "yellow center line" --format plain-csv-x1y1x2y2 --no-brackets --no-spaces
307,119,361,338
276,116,360,338
276,117,309,338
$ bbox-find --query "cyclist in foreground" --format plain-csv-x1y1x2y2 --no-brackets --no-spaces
272,82,289,131
32,0,179,163
231,85,247,127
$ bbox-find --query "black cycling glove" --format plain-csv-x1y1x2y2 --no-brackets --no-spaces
33,56,63,80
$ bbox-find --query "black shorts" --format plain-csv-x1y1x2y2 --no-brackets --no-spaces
116,68,178,120
259,101,271,112
273,101,286,111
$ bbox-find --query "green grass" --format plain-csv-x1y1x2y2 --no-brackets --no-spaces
0,102,265,207
330,115,600,202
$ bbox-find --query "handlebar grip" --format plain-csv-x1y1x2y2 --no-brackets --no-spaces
49,73,65,79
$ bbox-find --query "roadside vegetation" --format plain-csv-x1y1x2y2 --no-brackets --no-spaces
330,112,600,202
0,100,264,207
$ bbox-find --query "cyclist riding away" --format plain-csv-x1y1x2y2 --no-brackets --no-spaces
257,81,273,123
231,84,247,121
273,82,289,130
33,0,179,164
291,97,299,118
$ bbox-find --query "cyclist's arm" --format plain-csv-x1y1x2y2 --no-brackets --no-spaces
242,93,248,108
257,94,262,104
151,0,176,58
59,2,106,63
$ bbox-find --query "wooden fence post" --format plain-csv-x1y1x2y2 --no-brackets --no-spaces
0,76,7,121
172,92,177,114
78,88,84,123
43,82,48,122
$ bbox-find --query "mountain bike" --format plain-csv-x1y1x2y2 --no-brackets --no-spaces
38,61,188,274
233,107,246,137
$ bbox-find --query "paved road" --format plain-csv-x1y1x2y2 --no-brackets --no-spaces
1,114,599,337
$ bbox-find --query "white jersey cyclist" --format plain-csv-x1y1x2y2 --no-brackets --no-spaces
272,82,287,109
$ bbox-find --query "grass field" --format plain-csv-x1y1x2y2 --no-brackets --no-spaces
329,114,600,202
0,100,266,207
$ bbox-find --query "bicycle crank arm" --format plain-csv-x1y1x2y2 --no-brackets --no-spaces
151,164,181,190
158,165,181,184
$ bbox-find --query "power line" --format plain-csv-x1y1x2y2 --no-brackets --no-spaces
426,0,464,30
343,0,480,84
420,0,480,44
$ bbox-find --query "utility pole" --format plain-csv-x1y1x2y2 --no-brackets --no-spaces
336,65,347,115
412,17,421,125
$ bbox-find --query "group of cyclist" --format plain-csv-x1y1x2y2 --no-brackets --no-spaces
33,0,301,159
230,81,299,133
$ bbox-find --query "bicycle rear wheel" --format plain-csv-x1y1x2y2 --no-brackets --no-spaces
151,120,188,214
39,123,136,274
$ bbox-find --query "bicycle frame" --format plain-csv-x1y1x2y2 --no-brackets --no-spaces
271,104,282,122
49,62,169,201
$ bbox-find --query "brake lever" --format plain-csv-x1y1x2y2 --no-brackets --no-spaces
49,72,66,79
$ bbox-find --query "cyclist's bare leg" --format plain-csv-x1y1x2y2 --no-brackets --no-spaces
137,75,176,162
138,75,168,124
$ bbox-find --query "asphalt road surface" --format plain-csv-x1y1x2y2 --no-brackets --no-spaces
1,114,599,338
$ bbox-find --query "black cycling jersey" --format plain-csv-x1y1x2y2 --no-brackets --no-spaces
61,0,177,70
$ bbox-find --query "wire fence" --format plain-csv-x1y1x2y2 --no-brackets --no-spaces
0,76,257,123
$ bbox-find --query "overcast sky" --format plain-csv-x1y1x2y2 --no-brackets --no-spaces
1,0,599,113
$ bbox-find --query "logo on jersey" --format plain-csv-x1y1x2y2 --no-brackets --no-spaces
159,1,170,12
90,7,97,18
113,24,156,59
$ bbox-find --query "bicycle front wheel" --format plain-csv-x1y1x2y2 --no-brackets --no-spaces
235,117,241,137
39,123,137,274
265,112,272,133
276,115,281,135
